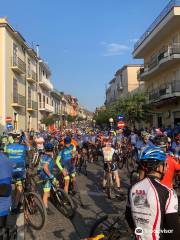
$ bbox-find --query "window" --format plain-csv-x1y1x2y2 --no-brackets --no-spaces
13,78,18,102
27,58,31,76
28,87,31,108
13,43,18,65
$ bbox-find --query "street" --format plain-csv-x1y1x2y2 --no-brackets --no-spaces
25,160,130,240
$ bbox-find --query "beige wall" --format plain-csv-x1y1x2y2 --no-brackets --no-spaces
127,66,140,92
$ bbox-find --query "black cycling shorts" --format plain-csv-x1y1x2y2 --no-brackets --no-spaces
104,162,118,172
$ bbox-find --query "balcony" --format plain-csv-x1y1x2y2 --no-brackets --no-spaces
27,100,38,111
134,0,180,52
138,44,180,81
27,70,37,84
148,81,180,104
39,78,53,90
39,102,54,113
11,57,26,74
11,94,26,108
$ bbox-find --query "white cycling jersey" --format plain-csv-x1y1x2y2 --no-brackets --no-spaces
128,176,178,240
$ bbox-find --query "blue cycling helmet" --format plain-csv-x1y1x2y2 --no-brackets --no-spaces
44,142,54,152
64,136,71,144
139,146,166,162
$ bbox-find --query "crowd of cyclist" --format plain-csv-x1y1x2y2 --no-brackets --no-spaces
0,124,180,239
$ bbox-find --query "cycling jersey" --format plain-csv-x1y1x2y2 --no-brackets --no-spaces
102,146,115,162
5,143,27,181
161,154,180,188
35,136,45,150
38,154,54,180
126,176,180,240
0,152,12,217
56,144,76,173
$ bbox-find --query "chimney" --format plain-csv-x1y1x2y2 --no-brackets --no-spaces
36,44,40,58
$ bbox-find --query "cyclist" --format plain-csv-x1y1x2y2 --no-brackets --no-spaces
5,134,27,214
34,132,45,151
102,139,121,193
56,136,77,193
125,146,180,240
171,133,180,157
152,135,180,189
0,143,12,235
38,142,58,214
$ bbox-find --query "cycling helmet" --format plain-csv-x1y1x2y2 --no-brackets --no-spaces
139,146,166,172
44,142,54,152
141,131,150,138
153,135,168,148
64,136,71,144
139,146,166,162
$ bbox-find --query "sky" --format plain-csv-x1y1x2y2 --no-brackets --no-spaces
1,0,169,111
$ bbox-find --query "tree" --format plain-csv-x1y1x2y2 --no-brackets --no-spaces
41,114,60,126
94,92,150,128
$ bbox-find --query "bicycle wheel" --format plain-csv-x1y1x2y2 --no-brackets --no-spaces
51,189,75,218
117,155,124,169
24,192,47,230
106,174,112,199
89,215,108,237
89,215,121,239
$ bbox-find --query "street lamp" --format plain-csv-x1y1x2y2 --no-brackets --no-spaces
14,112,17,132
92,119,96,128
109,117,114,130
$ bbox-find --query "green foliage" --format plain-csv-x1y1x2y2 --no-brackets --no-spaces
40,114,60,126
94,92,150,127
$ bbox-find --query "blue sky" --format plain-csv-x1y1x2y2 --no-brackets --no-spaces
1,0,168,111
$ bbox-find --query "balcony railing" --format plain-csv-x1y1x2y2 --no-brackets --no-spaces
138,44,180,80
12,93,26,107
28,100,38,110
39,102,54,112
134,0,180,51
148,81,180,102
12,57,26,74
39,78,53,90
27,70,37,83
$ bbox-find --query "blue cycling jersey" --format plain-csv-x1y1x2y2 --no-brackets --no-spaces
0,152,12,216
39,154,54,180
5,143,27,180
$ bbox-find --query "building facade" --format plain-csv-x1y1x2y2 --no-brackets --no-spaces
105,64,142,105
0,18,54,132
134,0,180,127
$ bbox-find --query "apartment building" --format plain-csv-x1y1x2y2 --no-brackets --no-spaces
0,17,54,132
134,0,180,127
105,64,142,105
38,60,54,129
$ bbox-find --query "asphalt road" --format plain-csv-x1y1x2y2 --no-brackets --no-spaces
25,160,130,240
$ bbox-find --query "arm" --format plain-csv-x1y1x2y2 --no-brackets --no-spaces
55,154,63,171
173,158,180,171
43,163,53,178
164,189,180,239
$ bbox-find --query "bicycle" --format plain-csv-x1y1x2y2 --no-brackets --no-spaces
49,177,75,218
89,215,132,240
77,148,88,176
24,167,47,230
31,148,44,168
117,144,136,174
